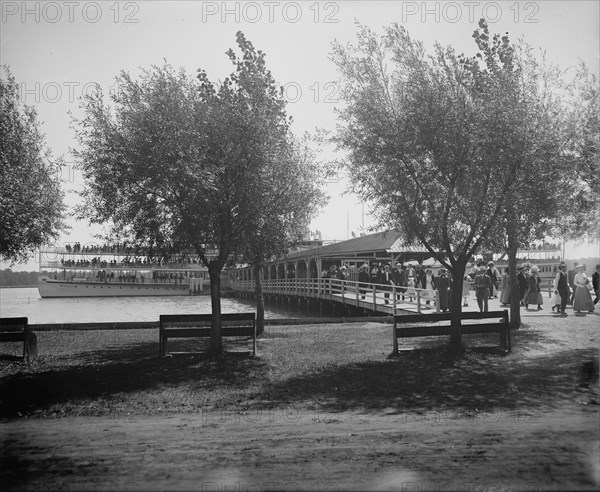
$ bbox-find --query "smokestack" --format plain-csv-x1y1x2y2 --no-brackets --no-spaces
347,210,350,240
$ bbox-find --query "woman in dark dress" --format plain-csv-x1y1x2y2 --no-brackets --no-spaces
525,265,543,310
437,268,452,312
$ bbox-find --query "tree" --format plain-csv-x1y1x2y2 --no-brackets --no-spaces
333,21,596,339
236,135,326,334
465,23,582,328
331,20,567,349
463,27,598,328
1,66,66,264
552,63,600,243
74,33,321,354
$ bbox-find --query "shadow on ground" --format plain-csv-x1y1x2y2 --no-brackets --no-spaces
0,339,267,417
0,327,597,418
253,345,598,415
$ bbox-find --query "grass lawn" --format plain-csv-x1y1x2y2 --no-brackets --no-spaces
0,317,598,418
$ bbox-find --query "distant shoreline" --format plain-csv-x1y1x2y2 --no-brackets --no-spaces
0,285,37,289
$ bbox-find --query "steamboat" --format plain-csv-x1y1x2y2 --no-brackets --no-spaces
38,246,209,298
487,243,564,282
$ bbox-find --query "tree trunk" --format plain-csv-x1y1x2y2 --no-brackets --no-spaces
507,237,521,329
253,262,265,336
449,259,467,352
208,263,222,356
506,202,521,330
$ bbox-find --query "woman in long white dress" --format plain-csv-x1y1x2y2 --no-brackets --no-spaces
573,265,595,313
499,267,511,306
550,270,562,312
422,268,436,308
462,275,472,307
406,276,416,301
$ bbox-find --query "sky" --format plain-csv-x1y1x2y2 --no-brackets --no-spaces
2,0,599,270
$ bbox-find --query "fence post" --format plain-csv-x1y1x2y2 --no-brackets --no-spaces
392,316,398,355
506,310,511,352
372,285,377,312
500,310,511,352
416,290,421,314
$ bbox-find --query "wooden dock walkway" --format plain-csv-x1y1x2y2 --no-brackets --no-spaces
229,277,558,317
230,278,446,316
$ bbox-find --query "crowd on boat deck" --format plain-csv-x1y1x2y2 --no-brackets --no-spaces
61,242,212,265
60,255,205,268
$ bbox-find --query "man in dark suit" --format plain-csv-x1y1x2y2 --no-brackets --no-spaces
556,263,570,315
358,265,370,299
392,264,405,301
474,266,492,312
381,263,395,304
568,262,579,305
593,264,600,306
517,265,528,306
415,264,426,290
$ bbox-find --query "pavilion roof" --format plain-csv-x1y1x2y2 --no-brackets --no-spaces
282,230,430,262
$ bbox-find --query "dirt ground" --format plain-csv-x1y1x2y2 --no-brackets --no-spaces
1,405,598,491
1,301,599,491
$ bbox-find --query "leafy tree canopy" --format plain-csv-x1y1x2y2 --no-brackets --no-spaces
331,20,526,270
73,32,326,353
331,19,596,342
1,66,66,264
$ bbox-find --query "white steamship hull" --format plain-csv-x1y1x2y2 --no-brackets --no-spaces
38,278,190,298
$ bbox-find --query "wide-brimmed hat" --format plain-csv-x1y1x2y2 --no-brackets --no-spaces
530,265,539,273
575,264,585,269
517,265,525,270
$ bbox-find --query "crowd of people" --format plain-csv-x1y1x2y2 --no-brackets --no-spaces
321,260,600,315
549,261,598,315
323,262,454,311
59,255,204,269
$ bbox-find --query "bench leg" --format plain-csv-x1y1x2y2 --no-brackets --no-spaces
500,323,510,352
23,331,37,362
392,319,398,355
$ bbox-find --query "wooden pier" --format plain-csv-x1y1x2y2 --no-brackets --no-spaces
229,278,442,316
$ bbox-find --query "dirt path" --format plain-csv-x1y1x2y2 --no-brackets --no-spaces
2,404,598,491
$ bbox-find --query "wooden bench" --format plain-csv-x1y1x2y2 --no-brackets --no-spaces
391,310,510,355
159,313,256,357
0,317,37,361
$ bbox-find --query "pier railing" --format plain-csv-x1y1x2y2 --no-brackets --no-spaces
229,278,441,314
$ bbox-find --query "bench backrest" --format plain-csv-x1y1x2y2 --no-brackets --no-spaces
0,317,29,332
160,313,255,327
394,311,508,325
